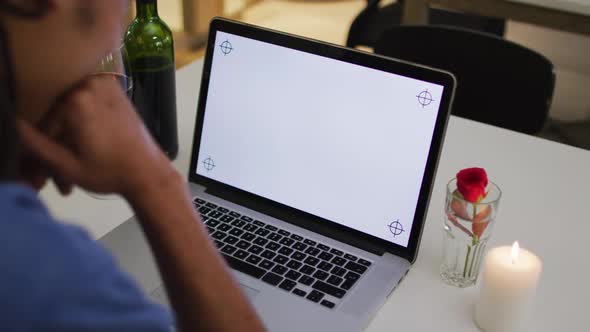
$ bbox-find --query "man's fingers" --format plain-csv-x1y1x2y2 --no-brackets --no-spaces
17,119,82,184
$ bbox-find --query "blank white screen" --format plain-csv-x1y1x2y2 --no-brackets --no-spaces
197,32,444,247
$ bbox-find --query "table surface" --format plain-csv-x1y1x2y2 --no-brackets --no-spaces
40,59,590,331
509,0,590,16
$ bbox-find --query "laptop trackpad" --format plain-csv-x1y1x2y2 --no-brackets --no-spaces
239,283,260,300
151,283,259,306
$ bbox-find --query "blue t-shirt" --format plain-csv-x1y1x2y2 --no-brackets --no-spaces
0,184,173,331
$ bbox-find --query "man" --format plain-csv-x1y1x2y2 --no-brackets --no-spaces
0,1,266,331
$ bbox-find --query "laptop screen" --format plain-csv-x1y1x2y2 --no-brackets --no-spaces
195,31,445,248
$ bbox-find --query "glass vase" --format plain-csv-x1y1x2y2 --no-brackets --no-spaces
440,179,501,288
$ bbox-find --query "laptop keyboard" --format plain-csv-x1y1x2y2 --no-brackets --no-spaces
194,197,373,309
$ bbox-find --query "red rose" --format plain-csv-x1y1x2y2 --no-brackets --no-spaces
456,168,488,203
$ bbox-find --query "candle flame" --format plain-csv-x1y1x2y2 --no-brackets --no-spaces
511,241,520,264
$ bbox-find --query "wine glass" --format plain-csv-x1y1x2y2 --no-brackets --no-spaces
94,44,133,97
86,44,133,201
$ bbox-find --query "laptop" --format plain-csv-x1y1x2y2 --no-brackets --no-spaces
101,18,455,332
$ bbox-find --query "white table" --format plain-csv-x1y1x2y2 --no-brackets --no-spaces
40,59,590,331
402,0,590,36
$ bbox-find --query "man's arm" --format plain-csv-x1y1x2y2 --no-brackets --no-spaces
127,167,265,331
17,77,266,332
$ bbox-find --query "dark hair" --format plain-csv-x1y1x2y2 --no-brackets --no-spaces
0,0,50,180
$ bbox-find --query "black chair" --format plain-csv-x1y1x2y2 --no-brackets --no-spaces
347,0,505,49
373,25,555,134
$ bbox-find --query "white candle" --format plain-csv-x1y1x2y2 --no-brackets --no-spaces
475,242,543,332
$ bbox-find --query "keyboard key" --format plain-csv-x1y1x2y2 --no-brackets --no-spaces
244,224,258,232
265,225,278,231
261,250,276,259
253,220,265,227
205,219,220,228
299,275,315,286
213,240,224,248
306,290,324,303
206,226,215,234
221,245,237,255
317,244,330,251
341,278,357,290
278,247,294,256
254,237,269,246
241,216,254,222
285,270,302,281
262,272,283,286
236,240,250,250
218,224,231,232
229,228,244,237
300,265,315,275
259,259,275,270
332,257,346,266
234,250,249,260
344,254,358,261
290,234,303,241
320,300,335,309
331,266,347,277
312,281,346,299
273,255,289,265
229,211,241,218
217,207,229,213
278,230,291,237
279,238,295,246
304,257,320,266
345,271,360,281
318,261,334,272
318,252,334,261
212,231,227,240
303,239,317,246
330,249,344,256
194,198,206,205
292,242,307,251
313,270,329,281
271,265,288,275
358,259,372,267
327,275,344,287
224,236,239,245
279,279,297,292
265,241,280,251
240,232,256,241
344,261,368,274
208,211,223,219
199,206,212,215
255,228,270,237
246,255,262,265
231,220,246,228
205,202,217,209
305,247,320,256
267,233,282,242
291,251,306,261
221,253,265,279
286,260,302,270
293,288,307,297
248,245,264,255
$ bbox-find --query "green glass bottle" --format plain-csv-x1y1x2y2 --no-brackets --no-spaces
125,0,178,159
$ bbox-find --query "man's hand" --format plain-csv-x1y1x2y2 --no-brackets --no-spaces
17,76,174,197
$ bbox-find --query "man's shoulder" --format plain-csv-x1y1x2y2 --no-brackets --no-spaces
0,183,172,330
0,183,110,284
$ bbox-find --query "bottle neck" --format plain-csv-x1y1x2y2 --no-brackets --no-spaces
136,0,158,18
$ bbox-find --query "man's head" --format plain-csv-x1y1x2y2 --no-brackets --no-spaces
1,0,129,123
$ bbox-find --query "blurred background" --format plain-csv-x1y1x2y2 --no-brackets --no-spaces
145,0,590,149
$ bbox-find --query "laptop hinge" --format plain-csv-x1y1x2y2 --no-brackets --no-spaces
205,186,388,256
